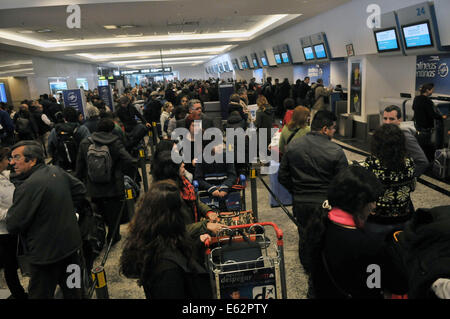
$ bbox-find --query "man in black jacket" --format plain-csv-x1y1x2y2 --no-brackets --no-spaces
278,110,348,260
412,83,444,162
6,140,86,299
76,118,136,245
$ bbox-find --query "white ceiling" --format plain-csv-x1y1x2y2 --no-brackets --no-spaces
0,0,351,71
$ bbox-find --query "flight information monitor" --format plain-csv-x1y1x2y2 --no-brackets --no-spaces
281,52,290,63
313,44,327,59
402,21,433,49
374,28,400,52
274,53,282,64
0,83,7,103
261,56,268,66
303,47,315,60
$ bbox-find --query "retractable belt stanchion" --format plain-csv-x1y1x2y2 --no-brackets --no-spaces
91,266,109,299
250,164,258,221
138,147,149,193
125,183,135,221
147,125,155,157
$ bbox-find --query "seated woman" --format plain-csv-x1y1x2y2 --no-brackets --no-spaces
362,124,416,238
151,150,226,239
194,143,237,210
278,105,310,155
302,165,406,299
120,179,213,299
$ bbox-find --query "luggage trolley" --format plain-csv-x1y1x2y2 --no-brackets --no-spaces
193,174,248,212
205,222,287,299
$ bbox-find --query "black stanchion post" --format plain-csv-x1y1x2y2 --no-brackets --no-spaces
138,148,149,193
91,266,109,299
250,165,258,221
152,121,159,146
125,185,135,221
148,126,155,156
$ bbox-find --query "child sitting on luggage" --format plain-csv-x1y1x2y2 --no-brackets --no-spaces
194,143,237,211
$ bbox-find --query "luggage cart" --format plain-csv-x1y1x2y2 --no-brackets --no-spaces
205,222,287,299
193,174,247,212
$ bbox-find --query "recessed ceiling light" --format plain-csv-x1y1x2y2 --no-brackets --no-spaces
17,30,35,34
219,30,246,33
114,33,143,38
103,25,118,30
119,25,137,29
36,29,52,33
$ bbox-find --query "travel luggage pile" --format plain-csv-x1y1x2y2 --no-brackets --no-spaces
204,222,287,299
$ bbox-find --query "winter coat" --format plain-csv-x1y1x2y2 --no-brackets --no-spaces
76,131,135,198
6,164,86,265
0,170,14,235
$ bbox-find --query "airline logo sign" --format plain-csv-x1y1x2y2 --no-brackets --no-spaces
416,54,450,94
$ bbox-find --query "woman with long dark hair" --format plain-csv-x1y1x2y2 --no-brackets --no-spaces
120,179,212,299
151,150,225,238
362,124,416,237
302,165,404,299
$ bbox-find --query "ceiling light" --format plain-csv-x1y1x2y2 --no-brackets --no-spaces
219,30,246,33
0,68,34,75
36,29,52,33
112,55,215,65
114,33,143,38
17,30,35,34
0,61,33,68
119,25,137,29
103,25,118,30
75,45,232,61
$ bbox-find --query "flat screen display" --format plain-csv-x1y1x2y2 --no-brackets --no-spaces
274,54,282,64
224,62,230,71
49,81,68,94
402,22,433,49
0,83,7,103
261,57,268,66
218,64,224,72
313,44,327,59
374,29,399,52
98,80,108,86
303,47,315,60
253,58,259,68
241,61,248,69
281,52,290,63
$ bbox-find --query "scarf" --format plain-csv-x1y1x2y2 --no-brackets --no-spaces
328,208,356,228
180,176,198,222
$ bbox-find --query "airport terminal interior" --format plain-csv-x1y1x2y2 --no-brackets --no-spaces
0,0,449,300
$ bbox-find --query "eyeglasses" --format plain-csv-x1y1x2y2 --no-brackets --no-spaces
9,154,23,161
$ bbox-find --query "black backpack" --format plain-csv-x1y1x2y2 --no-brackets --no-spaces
55,124,79,171
16,116,31,134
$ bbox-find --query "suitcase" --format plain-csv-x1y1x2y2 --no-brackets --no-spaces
217,210,256,227
269,162,293,207
433,147,450,180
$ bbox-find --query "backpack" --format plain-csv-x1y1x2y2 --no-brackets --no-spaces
87,137,113,183
306,86,317,107
55,124,79,171
16,117,30,134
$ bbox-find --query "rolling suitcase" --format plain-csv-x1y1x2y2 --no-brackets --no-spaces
433,145,450,180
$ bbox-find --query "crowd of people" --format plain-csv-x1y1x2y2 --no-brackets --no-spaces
0,76,448,300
